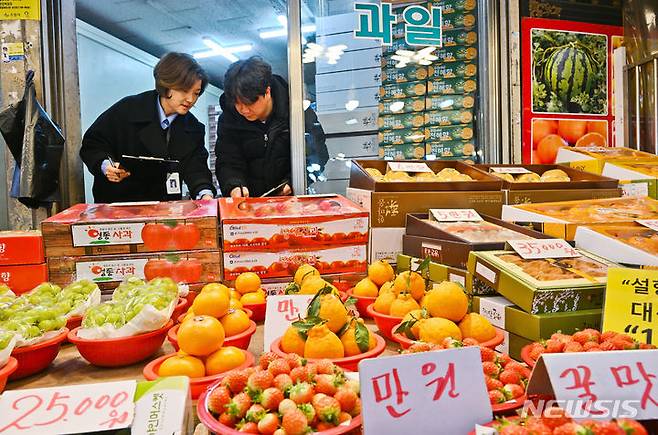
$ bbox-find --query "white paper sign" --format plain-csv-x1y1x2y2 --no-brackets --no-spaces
622,182,649,198
490,167,531,174
429,209,483,222
508,239,580,260
359,347,492,435
448,273,466,286
636,220,658,232
71,223,145,247
0,381,136,435
75,259,148,283
478,296,514,329
527,350,658,420
386,162,433,173
475,262,497,285
263,295,314,352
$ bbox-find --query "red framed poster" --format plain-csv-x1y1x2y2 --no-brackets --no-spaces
521,18,623,164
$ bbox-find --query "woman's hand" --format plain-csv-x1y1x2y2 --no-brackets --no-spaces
280,184,292,196
105,163,130,183
230,186,249,198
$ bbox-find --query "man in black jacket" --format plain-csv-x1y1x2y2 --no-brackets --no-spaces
80,52,216,203
215,56,327,197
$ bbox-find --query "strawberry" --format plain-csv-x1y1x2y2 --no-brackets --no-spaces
315,359,335,375
489,389,506,404
529,345,545,361
501,383,524,400
480,347,496,362
639,343,656,350
207,385,231,415
290,366,310,384
600,341,617,351
297,402,316,424
462,337,479,346
289,382,314,404
589,421,625,435
583,341,601,351
482,361,501,377
223,371,249,394
312,393,341,424
407,342,434,353
611,336,637,350
616,419,648,435
281,409,309,435
587,346,603,352
338,411,352,424
237,421,259,433
553,422,585,435
616,333,634,343
334,386,358,413
572,330,598,345
278,398,297,415
545,339,565,353
245,404,265,423
226,392,252,419
260,387,284,411
563,342,583,353
247,370,274,394
273,430,286,435
485,377,504,391
257,413,280,435
284,353,303,369
305,363,318,380
499,369,521,385
499,426,530,435
600,331,618,341
219,412,237,428
524,419,552,435
268,358,291,377
541,407,572,429
316,422,336,431
505,361,528,376
344,378,360,396
551,333,573,344
259,352,279,370
497,354,512,367
350,397,362,417
315,374,339,396
273,373,294,393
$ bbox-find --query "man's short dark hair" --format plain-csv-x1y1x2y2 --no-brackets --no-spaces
154,52,209,97
223,56,272,105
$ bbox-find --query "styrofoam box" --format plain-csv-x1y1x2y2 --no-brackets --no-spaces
317,31,380,52
316,12,359,36
317,108,378,134
326,135,379,158
317,87,380,112
370,227,405,264
316,48,382,74
316,68,382,93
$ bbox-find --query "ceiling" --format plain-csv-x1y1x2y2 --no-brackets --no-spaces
75,0,313,89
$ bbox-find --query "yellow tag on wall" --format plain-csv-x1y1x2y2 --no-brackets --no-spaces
0,0,41,21
603,267,658,345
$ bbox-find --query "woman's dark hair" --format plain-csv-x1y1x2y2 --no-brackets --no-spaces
154,52,209,97
223,56,272,105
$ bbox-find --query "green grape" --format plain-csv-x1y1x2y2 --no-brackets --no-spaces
24,325,41,339
38,319,58,332
0,330,13,350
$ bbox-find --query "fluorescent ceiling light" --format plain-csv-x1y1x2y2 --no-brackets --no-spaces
277,15,287,26
345,100,359,111
259,23,317,39
345,118,358,125
194,37,253,62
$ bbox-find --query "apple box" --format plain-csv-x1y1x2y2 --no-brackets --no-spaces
0,230,44,265
0,263,48,294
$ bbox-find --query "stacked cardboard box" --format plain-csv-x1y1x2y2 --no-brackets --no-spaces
218,195,369,289
0,231,47,294
41,201,221,295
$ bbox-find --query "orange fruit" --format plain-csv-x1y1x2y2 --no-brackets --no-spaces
235,272,261,294
557,120,587,144
575,132,606,147
281,325,306,356
240,291,266,305
192,289,229,319
368,260,395,287
374,287,396,314
229,289,241,300
229,298,243,310
340,319,377,356
418,317,462,344
421,281,468,322
587,120,608,137
536,134,567,164
304,323,345,359
205,346,246,375
182,309,195,322
532,119,558,148
318,293,349,333
220,309,251,336
158,354,205,378
459,313,496,342
294,264,320,285
177,315,225,356
352,277,379,297
299,275,330,295
201,283,230,298
389,293,421,318
393,271,426,301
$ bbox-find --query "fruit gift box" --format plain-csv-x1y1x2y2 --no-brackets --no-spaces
41,200,218,257
555,146,658,174
0,230,44,266
396,254,469,288
602,161,658,198
575,225,658,267
467,250,618,314
218,195,369,252
47,250,221,292
501,196,658,240
403,213,549,269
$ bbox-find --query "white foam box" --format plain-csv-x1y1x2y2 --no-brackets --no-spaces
316,12,359,35
575,226,658,267
131,377,193,435
369,227,405,264
317,31,381,52
317,87,380,112
316,47,382,74
326,134,379,158
309,179,350,195
317,108,379,134
316,68,381,93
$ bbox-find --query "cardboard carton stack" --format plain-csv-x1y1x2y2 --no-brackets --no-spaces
41,201,221,295
0,231,47,294
218,195,369,292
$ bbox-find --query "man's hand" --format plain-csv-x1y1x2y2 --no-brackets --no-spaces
200,194,214,200
105,163,130,183
280,184,292,196
230,186,249,198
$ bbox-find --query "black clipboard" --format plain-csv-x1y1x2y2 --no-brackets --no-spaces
119,154,180,173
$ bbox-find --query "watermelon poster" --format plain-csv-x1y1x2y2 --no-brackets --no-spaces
521,18,623,164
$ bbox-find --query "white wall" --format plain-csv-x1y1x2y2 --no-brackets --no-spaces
76,19,222,202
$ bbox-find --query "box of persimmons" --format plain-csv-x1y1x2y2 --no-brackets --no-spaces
555,146,658,175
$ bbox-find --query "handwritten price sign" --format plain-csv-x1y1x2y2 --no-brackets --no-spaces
359,347,492,435
527,350,658,420
490,167,532,174
263,295,314,352
508,239,580,260
429,209,483,222
0,381,135,435
387,162,432,173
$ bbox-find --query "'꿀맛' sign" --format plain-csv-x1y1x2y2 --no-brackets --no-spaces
603,268,658,345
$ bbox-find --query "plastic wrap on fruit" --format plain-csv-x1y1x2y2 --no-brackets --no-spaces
0,330,16,368
60,280,101,317
78,277,178,339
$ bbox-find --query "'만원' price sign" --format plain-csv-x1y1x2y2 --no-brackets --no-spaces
0,380,136,435
359,347,492,434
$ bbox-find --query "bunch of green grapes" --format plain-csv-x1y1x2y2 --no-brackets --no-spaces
112,277,146,302
0,305,66,340
0,329,14,350
56,279,98,314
